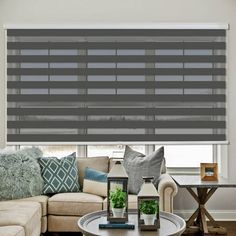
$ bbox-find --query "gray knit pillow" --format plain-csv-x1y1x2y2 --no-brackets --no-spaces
123,146,164,194
0,147,44,200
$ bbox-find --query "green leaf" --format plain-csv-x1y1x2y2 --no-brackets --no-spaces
109,187,126,208
139,200,158,214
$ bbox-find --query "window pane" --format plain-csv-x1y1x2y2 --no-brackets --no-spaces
20,145,77,158
87,145,145,158
158,145,213,167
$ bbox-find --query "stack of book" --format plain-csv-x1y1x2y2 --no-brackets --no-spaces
99,217,135,229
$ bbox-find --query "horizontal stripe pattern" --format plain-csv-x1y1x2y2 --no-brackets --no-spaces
7,55,226,63
7,29,226,36
7,41,226,50
7,94,226,102
7,134,226,142
7,28,227,143
7,108,226,116
7,121,226,129
7,68,226,76
7,81,226,89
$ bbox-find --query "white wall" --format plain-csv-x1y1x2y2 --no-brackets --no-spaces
1,0,236,219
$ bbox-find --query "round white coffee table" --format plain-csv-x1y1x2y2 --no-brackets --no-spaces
78,209,186,236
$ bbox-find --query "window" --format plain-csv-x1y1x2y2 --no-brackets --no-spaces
17,144,214,169
87,145,145,158
20,145,77,158
160,145,213,167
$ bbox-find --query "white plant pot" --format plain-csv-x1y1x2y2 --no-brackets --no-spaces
112,207,125,218
143,214,156,225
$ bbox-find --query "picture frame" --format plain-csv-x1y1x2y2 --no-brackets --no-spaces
200,163,218,181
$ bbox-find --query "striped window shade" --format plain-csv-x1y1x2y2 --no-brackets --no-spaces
7,28,227,144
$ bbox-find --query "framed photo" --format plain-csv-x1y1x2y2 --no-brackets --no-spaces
200,163,218,181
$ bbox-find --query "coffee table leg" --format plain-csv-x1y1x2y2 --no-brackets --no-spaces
184,187,227,235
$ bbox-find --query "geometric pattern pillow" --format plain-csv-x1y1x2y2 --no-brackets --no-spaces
38,153,80,194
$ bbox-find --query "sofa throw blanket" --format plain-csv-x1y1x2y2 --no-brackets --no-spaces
0,147,44,200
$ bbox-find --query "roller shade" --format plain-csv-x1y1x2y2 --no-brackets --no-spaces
7,28,227,143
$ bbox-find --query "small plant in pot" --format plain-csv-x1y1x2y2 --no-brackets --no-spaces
109,187,126,218
140,200,158,225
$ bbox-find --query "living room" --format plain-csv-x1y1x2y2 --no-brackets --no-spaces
0,0,236,236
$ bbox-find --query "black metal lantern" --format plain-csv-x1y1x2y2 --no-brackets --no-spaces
107,161,128,223
138,176,160,230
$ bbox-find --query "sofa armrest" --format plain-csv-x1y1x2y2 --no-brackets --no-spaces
158,174,178,213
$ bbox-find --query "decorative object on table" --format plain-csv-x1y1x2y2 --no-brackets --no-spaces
138,176,160,231
83,167,108,197
98,217,135,229
0,147,44,200
200,163,218,181
107,161,128,223
38,152,80,194
123,145,164,194
78,209,186,236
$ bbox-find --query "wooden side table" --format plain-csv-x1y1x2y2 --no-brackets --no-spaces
78,209,186,236
172,175,236,235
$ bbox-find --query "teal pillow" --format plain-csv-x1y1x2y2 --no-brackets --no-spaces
38,153,80,194
83,167,108,197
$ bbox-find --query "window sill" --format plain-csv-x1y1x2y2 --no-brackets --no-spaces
167,167,200,175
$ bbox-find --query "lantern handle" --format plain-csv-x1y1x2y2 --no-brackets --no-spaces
142,176,154,183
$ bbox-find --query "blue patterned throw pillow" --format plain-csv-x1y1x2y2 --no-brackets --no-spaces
83,167,108,197
38,153,80,194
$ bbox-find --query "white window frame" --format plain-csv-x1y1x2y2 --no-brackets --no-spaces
14,143,227,176
84,143,228,177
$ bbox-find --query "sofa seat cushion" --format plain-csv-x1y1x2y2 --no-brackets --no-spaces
16,195,49,216
0,226,25,236
48,192,103,216
103,194,137,210
0,201,41,236
48,215,81,232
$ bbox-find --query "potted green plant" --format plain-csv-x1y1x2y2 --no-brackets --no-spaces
139,200,158,225
109,187,126,218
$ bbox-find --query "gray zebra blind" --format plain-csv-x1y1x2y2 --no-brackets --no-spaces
7,28,227,143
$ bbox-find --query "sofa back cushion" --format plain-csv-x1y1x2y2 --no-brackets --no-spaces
77,156,109,188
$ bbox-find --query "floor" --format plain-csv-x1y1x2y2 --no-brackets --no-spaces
46,222,236,235
184,222,236,236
